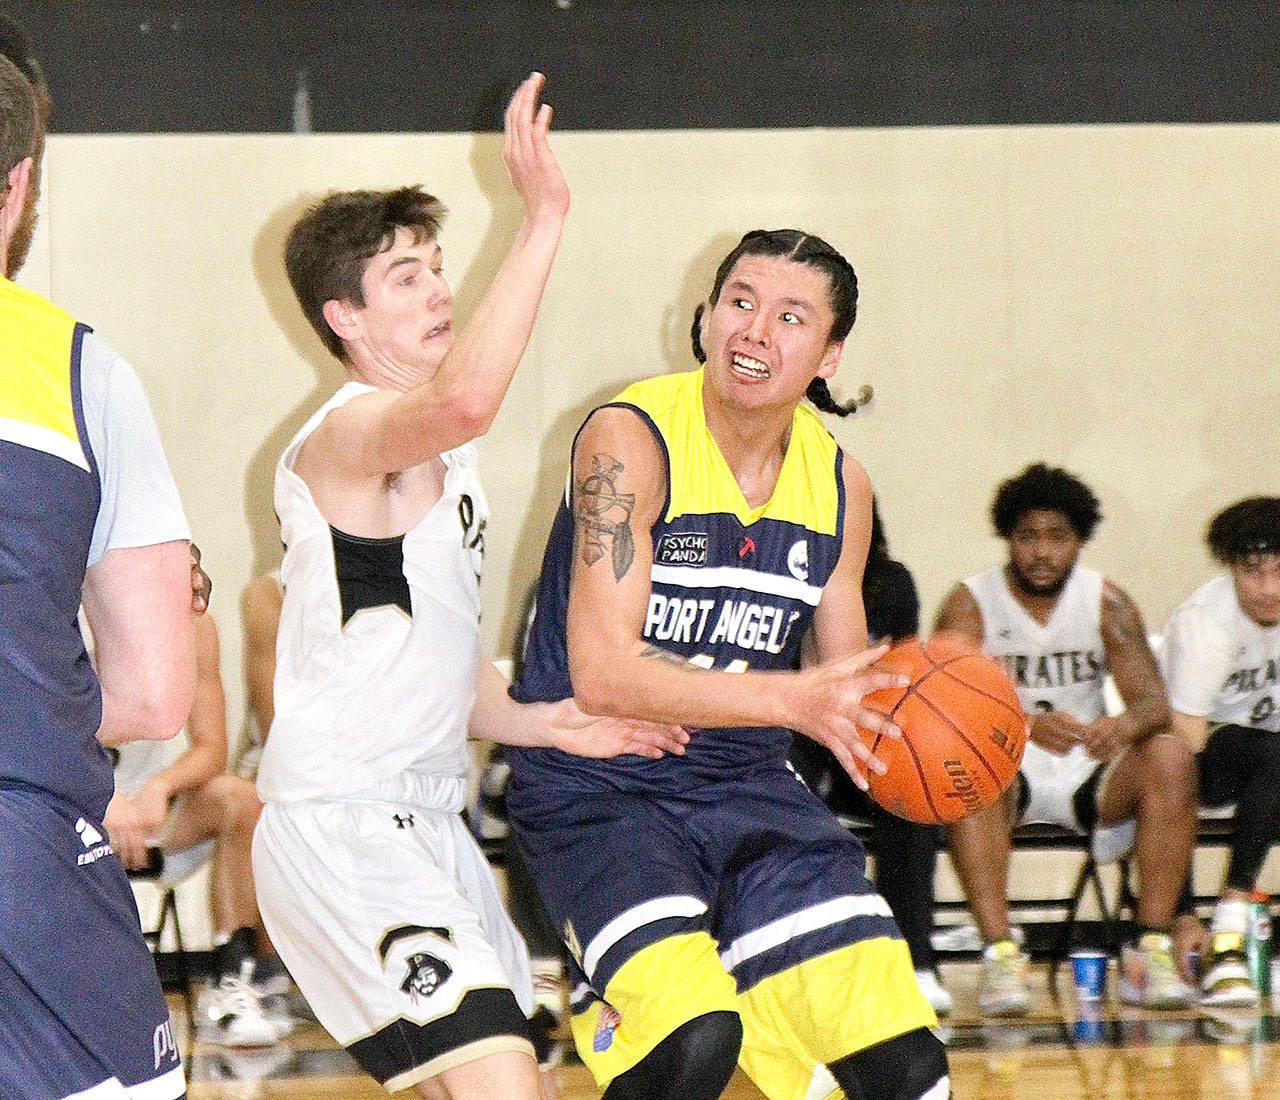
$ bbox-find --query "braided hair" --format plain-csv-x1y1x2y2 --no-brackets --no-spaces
689,229,869,417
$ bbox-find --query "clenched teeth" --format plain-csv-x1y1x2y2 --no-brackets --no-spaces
730,352,769,378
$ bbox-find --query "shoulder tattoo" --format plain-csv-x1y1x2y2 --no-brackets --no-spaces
574,452,636,581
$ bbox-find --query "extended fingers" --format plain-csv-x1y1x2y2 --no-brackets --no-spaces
534,100,553,137
826,737,870,792
854,704,902,741
507,72,544,150
837,641,891,675
503,72,536,163
628,721,689,758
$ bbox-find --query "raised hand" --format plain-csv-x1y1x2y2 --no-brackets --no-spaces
503,71,569,224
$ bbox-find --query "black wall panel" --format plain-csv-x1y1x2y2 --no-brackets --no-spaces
5,1,1278,133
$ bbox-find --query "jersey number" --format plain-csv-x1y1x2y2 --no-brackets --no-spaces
458,494,486,555
688,653,749,674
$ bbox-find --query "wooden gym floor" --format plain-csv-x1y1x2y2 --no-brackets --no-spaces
180,958,1280,1100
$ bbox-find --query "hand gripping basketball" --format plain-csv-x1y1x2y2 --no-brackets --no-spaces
854,634,1028,824
793,643,907,791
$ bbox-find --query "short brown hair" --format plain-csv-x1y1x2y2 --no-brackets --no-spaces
0,53,37,181
0,14,50,127
284,186,447,362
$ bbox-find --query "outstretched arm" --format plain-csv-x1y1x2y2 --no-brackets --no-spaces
302,71,569,479
467,658,689,759
564,408,901,785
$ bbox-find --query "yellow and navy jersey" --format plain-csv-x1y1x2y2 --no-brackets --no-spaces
511,368,846,780
0,277,107,814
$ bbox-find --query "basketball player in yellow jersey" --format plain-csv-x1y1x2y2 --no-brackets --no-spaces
507,231,947,1100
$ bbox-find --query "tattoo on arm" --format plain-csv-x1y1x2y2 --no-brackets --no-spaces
639,644,708,670
574,453,636,581
1103,588,1141,642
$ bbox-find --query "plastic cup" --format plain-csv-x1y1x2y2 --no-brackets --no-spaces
1069,949,1108,1001
1073,1000,1106,1042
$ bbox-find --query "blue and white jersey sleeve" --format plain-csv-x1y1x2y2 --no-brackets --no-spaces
80,332,189,566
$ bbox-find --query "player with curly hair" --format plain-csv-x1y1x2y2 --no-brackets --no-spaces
1161,496,1280,1007
935,462,1196,1015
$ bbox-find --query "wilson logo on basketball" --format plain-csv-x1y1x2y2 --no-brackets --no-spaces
855,634,1028,825
987,725,1022,762
942,759,984,815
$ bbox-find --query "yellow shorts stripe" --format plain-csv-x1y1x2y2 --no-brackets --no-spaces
737,936,937,1100
570,931,737,1088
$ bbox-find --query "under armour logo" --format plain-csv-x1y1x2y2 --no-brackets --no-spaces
393,814,415,829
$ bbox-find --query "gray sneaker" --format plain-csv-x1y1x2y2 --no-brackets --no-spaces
979,940,1032,1017
1119,932,1193,1009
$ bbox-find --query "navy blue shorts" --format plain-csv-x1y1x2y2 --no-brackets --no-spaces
508,756,900,994
0,787,186,1100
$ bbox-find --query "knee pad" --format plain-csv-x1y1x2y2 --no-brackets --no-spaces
830,1027,950,1100
602,1010,742,1100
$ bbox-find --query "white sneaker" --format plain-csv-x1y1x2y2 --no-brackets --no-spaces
197,961,296,1048
1200,901,1261,1009
1199,931,1260,1009
931,921,1025,954
530,958,567,1022
914,968,953,1015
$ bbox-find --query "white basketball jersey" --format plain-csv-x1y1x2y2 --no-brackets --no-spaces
965,563,1108,804
257,382,487,805
965,563,1108,722
1160,573,1280,732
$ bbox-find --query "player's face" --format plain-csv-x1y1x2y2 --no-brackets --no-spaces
700,254,843,414
1007,509,1081,598
346,228,453,384
1230,553,1280,627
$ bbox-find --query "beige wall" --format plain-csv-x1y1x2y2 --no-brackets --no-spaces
21,121,1280,745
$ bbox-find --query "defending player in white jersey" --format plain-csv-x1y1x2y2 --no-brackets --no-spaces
251,75,685,1100
1160,497,1280,1008
934,462,1195,1015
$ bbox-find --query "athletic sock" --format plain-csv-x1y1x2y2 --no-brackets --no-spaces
213,925,259,981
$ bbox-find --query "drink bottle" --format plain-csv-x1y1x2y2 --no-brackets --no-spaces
1246,889,1271,995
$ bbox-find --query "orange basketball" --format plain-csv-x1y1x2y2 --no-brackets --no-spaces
855,633,1027,824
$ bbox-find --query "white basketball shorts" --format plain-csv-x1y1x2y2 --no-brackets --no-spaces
253,797,535,1092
